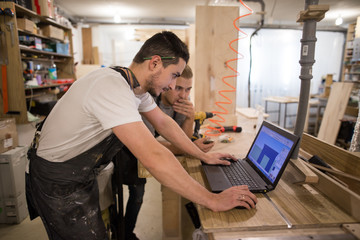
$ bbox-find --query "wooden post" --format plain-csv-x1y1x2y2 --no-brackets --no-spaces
82,27,93,64
195,6,239,126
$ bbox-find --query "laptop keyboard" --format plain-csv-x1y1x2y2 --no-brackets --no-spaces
222,161,259,188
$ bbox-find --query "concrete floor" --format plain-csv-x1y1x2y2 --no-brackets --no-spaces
0,123,163,240
0,178,163,240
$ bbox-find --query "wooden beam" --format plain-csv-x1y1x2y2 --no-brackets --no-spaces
195,6,239,126
304,162,360,221
297,5,329,22
82,27,93,64
300,133,360,195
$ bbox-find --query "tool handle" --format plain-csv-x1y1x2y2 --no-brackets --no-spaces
216,126,242,133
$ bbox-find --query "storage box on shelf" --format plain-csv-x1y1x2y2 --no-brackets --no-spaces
31,0,54,18
16,17,35,33
40,24,64,40
0,2,75,123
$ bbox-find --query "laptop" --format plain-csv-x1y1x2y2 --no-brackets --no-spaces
202,120,299,193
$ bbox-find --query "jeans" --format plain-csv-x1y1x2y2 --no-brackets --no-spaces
124,183,145,237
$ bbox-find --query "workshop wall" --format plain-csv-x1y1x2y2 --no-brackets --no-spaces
71,24,345,114
236,28,345,108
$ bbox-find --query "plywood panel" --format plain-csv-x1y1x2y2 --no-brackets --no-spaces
0,2,27,122
82,27,93,64
195,6,239,126
317,82,354,144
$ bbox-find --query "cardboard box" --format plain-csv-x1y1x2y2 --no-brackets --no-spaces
0,118,19,154
0,146,27,198
32,0,54,18
0,193,28,224
16,18,34,33
40,25,64,41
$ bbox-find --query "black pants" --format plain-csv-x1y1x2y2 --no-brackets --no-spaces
124,183,145,237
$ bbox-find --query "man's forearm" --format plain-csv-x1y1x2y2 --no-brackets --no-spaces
181,117,194,139
155,116,206,160
158,140,184,155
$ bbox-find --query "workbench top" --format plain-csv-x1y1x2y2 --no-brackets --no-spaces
186,114,359,238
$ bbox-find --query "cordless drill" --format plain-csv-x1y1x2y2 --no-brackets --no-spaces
192,111,215,140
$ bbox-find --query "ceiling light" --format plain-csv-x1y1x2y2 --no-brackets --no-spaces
335,16,343,26
114,14,121,23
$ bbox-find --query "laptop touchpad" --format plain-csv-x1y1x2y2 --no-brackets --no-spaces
203,165,232,193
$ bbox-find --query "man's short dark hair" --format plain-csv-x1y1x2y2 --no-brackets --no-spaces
133,31,189,68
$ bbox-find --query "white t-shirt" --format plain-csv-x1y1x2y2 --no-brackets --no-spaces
37,67,156,162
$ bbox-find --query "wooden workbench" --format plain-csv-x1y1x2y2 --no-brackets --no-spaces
264,96,299,129
185,114,360,239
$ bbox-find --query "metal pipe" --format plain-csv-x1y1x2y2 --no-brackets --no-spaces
291,0,319,158
243,0,265,107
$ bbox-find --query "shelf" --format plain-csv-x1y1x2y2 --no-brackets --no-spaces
21,56,67,63
0,1,75,124
25,82,73,90
18,29,66,43
14,4,71,31
343,80,360,84
20,46,71,58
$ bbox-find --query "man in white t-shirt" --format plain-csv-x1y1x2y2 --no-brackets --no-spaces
26,31,257,240
121,65,215,240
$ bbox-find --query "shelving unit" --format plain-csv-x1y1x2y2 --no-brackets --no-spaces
342,17,360,82
0,2,75,123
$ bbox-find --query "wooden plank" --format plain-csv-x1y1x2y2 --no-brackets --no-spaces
82,27,93,64
317,82,354,144
187,155,357,233
271,168,356,226
236,107,269,119
355,16,360,38
195,6,239,126
304,162,360,221
210,227,354,240
186,158,287,233
92,46,99,65
296,5,329,22
0,2,27,123
300,133,360,195
288,158,318,184
162,186,182,239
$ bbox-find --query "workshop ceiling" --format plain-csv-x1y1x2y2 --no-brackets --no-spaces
54,0,360,29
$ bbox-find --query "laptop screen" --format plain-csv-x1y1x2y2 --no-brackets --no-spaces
247,124,295,183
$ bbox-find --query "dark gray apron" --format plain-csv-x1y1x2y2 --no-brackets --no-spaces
26,67,137,240
27,133,123,240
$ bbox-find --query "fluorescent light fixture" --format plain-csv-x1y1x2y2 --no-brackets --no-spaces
335,16,343,26
114,14,121,23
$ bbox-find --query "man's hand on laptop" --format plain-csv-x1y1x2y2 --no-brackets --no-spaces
202,153,237,165
210,185,258,211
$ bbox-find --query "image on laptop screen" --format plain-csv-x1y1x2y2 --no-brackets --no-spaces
247,125,295,183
